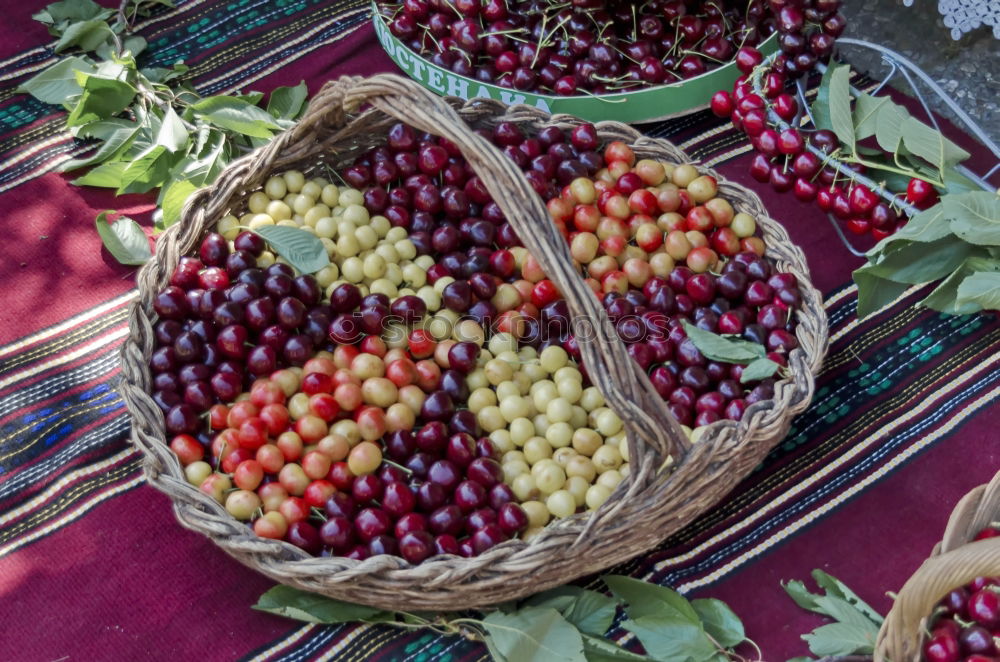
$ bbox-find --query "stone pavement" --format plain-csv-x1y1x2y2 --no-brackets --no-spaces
841,0,999,148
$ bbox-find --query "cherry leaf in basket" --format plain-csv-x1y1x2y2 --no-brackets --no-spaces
739,357,781,384
481,607,586,662
580,633,653,662
690,598,746,648
524,585,618,636
253,585,393,624
94,210,150,265
680,321,766,365
253,225,330,274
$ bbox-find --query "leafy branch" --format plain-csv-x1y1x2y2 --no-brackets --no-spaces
18,0,312,258
783,570,884,661
254,575,762,662
803,62,999,318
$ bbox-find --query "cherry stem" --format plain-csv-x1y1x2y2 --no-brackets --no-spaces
382,458,413,475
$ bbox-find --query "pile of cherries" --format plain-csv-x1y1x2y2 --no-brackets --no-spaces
149,111,806,563
150,231,331,435
924,526,1000,662
377,0,779,95
709,43,941,240
351,120,802,428
767,0,845,79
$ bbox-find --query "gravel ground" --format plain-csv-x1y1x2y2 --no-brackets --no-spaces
839,0,999,152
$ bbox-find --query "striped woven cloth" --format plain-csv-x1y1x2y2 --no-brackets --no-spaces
1,2,997,660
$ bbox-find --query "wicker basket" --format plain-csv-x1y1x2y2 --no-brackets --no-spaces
876,470,1000,661
118,74,828,611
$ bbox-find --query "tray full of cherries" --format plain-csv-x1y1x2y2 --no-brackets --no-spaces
148,116,806,565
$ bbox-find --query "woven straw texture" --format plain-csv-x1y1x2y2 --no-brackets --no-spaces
876,469,1000,661
118,74,828,611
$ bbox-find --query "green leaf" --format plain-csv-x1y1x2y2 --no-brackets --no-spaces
901,116,971,177
72,161,127,188
944,191,1000,245
690,599,745,648
803,622,878,656
942,168,983,194
866,236,978,285
875,102,909,154
580,633,652,662
66,73,135,127
739,357,781,383
783,579,824,613
156,106,189,153
809,61,839,132
123,35,147,57
179,134,229,186
95,211,150,265
918,256,998,315
234,91,265,106
680,321,767,364
869,205,950,254
17,56,94,104
811,596,881,632
957,271,1000,310
604,576,698,623
60,120,139,171
253,585,391,624
482,607,586,662
190,96,280,138
852,93,891,142
853,265,911,319
35,0,112,26
622,615,717,662
54,19,114,53
253,225,330,274
118,145,173,194
267,81,309,119
811,570,884,625
526,586,618,637
160,179,197,230
828,64,855,154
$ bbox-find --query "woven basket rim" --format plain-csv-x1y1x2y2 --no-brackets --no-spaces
118,74,828,610
876,469,1000,661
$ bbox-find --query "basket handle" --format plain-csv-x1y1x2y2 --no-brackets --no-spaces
875,469,1000,661
274,74,691,462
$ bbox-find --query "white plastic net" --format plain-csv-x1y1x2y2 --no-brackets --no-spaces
903,0,1000,39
